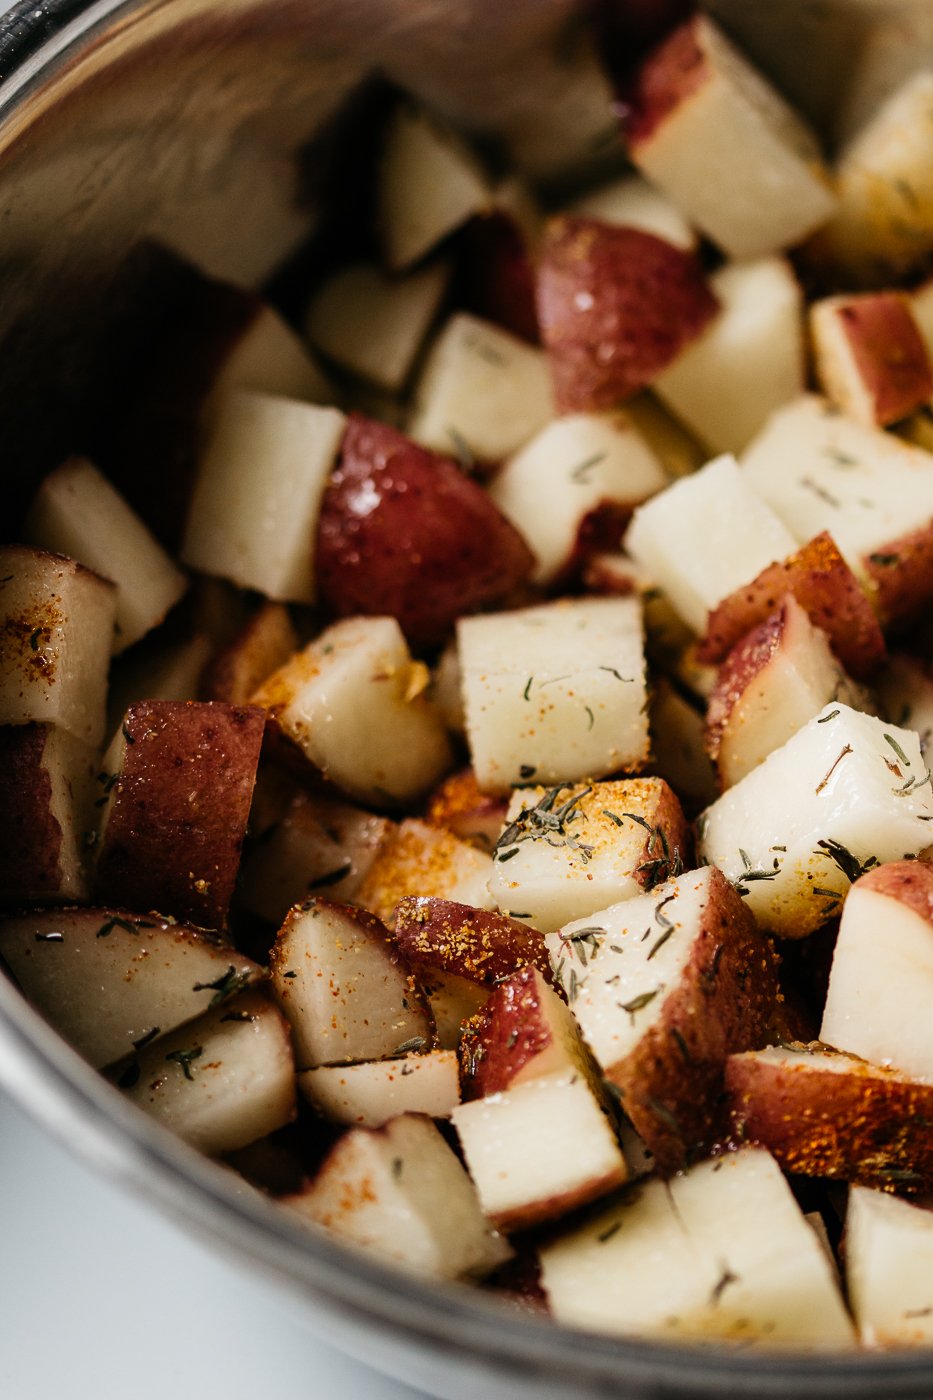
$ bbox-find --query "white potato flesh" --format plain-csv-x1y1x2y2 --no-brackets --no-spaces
121,990,295,1155
540,1147,854,1346
653,257,805,455
809,293,930,428
181,390,347,603
699,705,933,937
458,596,649,794
408,313,553,463
451,1070,626,1230
741,394,933,573
0,907,263,1068
569,173,697,250
209,302,332,407
488,412,668,585
544,869,711,1072
378,105,490,271
627,16,835,259
847,1187,933,1346
353,819,494,928
270,899,430,1070
0,545,116,746
299,1050,460,1127
239,791,391,925
821,884,933,1080
624,455,797,634
305,260,450,393
284,1113,510,1281
489,779,683,934
23,458,187,654
416,968,488,1052
253,616,453,806
712,596,870,789
818,71,933,283
0,724,97,905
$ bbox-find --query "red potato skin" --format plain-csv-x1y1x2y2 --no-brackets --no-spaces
616,13,710,149
315,415,535,648
592,0,698,88
492,1164,628,1235
630,777,692,890
606,866,780,1175
536,216,718,411
95,700,265,929
863,520,933,629
425,768,509,853
704,601,789,769
835,294,933,426
854,858,933,921
200,601,298,705
455,211,539,346
394,897,552,989
726,1044,933,1192
0,725,65,904
460,966,572,1100
697,532,886,680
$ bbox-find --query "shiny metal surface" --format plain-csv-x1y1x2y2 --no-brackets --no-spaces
2,2,933,1395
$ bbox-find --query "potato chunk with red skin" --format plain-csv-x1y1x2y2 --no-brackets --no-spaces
536,216,718,411
697,531,886,682
726,1043,933,1193
315,415,534,648
811,291,933,428
459,966,589,1101
424,768,508,853
393,897,552,992
94,700,265,930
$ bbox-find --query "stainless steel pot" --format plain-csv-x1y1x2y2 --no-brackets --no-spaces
3,2,933,1394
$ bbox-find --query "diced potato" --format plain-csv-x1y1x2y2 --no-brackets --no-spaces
408,313,553,463
299,1051,460,1127
810,291,932,428
569,173,697,250
104,632,213,739
180,390,347,603
0,906,263,1069
847,1187,933,1345
23,457,187,653
546,865,778,1171
625,455,797,634
877,654,933,757
458,596,649,795
283,1114,510,1280
200,602,297,706
451,1070,627,1232
378,105,491,271
488,778,688,933
0,545,116,746
623,14,836,259
353,820,493,926
120,989,296,1155
305,260,450,392
488,412,668,585
393,897,551,989
252,617,454,807
649,678,718,811
653,257,805,455
269,898,430,1070
540,1148,854,1345
698,705,933,938
424,768,506,851
0,724,97,906
207,299,333,408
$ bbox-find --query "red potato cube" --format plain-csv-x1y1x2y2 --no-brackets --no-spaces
283,1114,510,1281
353,820,493,928
0,724,96,907
821,861,933,1082
0,545,116,746
200,602,297,706
726,1043,933,1193
451,1070,627,1233
299,1050,461,1127
705,595,870,789
546,865,779,1173
94,700,265,930
269,898,432,1070
621,14,836,259
537,216,718,411
569,173,697,251
315,415,534,648
0,906,263,1069
393,898,551,992
810,291,933,428
238,790,390,926
697,531,887,681
120,989,296,1156
459,966,591,1101
424,768,509,854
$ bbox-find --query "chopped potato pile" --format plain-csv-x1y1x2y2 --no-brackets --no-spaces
12,6,933,1353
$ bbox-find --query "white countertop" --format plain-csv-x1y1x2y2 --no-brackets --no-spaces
0,1087,430,1400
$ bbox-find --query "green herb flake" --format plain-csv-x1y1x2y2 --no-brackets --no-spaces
597,1220,622,1244
165,1045,203,1081
817,710,840,724
870,552,900,567
307,863,353,891
193,965,252,1007
570,450,607,483
619,988,659,1023
96,915,142,939
884,733,911,767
